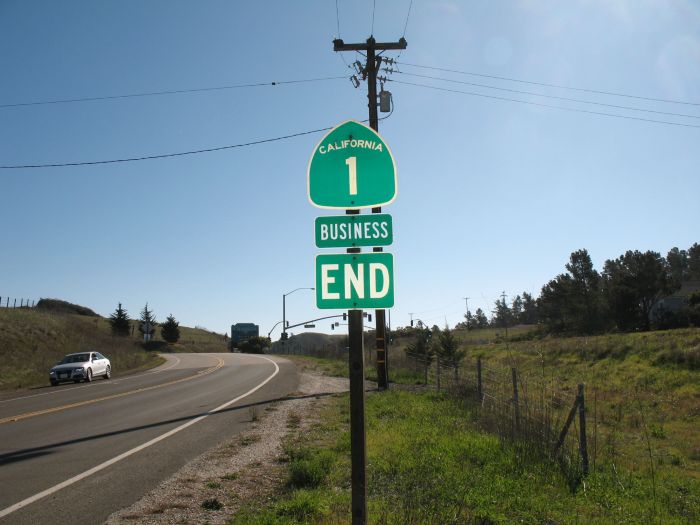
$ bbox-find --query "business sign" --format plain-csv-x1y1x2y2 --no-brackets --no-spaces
315,214,393,248
307,120,397,209
316,252,394,309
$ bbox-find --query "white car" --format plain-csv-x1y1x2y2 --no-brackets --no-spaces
49,352,111,386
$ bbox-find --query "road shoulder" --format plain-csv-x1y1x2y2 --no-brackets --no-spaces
105,367,349,524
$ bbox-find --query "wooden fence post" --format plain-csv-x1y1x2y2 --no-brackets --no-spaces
477,357,483,402
555,395,580,453
578,383,589,476
13,298,16,308
512,368,520,432
436,355,441,392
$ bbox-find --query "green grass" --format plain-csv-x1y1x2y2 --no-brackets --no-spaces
0,307,229,390
239,326,700,524
444,328,700,484
232,390,700,525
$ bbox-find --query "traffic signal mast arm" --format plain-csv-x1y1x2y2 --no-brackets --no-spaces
284,313,347,331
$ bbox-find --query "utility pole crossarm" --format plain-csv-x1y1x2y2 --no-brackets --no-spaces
333,38,407,52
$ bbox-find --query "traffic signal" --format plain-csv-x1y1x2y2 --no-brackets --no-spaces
281,332,289,341
343,313,347,321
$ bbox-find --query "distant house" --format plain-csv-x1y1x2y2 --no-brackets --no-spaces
650,280,700,321
230,322,259,344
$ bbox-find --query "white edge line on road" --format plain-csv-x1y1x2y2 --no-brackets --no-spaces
0,355,182,405
0,355,280,519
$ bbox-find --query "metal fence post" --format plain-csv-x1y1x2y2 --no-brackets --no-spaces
578,383,589,476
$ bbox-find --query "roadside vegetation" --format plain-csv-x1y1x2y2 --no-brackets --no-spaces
267,326,699,524
232,388,699,524
0,301,229,390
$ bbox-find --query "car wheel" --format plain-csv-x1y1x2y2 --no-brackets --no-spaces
50,380,58,386
85,368,93,383
104,365,111,379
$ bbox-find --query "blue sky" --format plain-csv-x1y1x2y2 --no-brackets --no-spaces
1,0,698,337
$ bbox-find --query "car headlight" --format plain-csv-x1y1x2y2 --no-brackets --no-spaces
49,370,56,375
74,368,84,373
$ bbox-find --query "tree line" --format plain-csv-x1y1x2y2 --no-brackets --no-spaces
109,302,181,343
462,243,700,335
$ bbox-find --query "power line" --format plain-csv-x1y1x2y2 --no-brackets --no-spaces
0,126,333,169
396,0,413,60
402,0,414,37
394,71,700,120
396,61,700,107
387,78,700,129
0,76,347,109
335,0,342,37
333,0,352,69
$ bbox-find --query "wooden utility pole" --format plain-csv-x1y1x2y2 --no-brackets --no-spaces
334,36,406,393
333,35,407,525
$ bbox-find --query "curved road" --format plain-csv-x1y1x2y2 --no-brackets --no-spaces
0,353,297,524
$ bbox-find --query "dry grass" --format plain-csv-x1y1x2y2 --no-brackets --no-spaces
0,307,229,390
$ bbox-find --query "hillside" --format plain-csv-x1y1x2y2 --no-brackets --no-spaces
0,306,229,390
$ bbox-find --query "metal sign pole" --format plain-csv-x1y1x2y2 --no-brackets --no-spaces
348,309,367,524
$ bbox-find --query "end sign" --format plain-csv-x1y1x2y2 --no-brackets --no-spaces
316,252,394,309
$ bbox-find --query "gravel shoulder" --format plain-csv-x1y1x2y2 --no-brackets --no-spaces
105,365,350,525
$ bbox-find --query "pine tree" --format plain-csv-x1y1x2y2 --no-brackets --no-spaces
138,303,157,340
434,327,465,369
474,308,489,328
109,303,131,336
160,314,180,343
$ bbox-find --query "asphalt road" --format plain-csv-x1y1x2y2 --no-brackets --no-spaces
0,353,298,524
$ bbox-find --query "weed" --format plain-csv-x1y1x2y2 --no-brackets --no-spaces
287,412,301,429
650,424,667,439
287,448,335,489
201,498,223,511
221,472,239,481
240,434,261,447
248,407,259,422
205,481,222,489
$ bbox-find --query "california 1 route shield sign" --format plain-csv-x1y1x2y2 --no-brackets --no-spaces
307,120,397,210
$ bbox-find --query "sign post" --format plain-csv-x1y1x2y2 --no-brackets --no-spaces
308,119,397,524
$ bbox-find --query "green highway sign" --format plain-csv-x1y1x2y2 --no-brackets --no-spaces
316,252,394,309
308,120,397,209
315,214,393,248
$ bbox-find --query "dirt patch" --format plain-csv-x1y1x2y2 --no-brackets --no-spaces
105,371,350,525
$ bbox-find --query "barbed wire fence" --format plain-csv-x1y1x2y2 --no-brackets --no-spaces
406,351,591,487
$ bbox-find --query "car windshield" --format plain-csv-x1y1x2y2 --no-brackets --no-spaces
59,354,90,364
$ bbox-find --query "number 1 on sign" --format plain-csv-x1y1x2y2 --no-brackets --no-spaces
345,156,357,195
